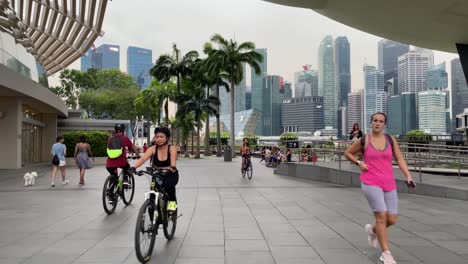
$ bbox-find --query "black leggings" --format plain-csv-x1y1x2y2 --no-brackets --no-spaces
106,163,130,177
161,172,179,202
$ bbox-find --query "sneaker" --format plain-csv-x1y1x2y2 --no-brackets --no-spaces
62,180,69,185
380,251,397,264
51,182,55,187
365,224,378,248
167,201,177,211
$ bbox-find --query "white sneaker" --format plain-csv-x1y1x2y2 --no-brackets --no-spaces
380,251,397,264
62,180,69,185
365,224,378,248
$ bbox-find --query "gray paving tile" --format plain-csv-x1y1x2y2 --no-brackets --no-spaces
225,250,275,264
225,239,269,251
177,245,224,258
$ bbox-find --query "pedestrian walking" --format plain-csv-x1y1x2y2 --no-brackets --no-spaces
74,135,94,185
344,112,415,264
143,143,148,153
51,136,68,187
349,122,363,142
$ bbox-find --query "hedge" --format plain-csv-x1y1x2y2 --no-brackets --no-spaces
209,131,229,145
63,131,110,157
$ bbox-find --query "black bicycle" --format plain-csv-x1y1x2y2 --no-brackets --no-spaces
242,155,253,180
102,168,135,214
134,168,177,263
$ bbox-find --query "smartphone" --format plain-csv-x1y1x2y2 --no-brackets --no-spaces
406,181,416,189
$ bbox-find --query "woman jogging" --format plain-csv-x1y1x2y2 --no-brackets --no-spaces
344,112,415,264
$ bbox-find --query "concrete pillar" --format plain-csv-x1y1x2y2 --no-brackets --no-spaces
41,113,57,162
0,97,22,169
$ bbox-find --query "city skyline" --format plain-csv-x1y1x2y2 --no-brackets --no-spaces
50,0,458,93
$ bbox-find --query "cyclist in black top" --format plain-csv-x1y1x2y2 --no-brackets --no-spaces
130,126,179,211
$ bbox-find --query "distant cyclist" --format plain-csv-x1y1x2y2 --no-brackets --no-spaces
241,138,250,173
130,126,179,212
106,124,140,187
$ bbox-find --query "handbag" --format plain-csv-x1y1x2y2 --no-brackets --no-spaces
86,158,93,169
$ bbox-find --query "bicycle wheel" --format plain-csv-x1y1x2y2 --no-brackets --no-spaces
247,160,253,180
163,199,177,240
102,175,118,214
122,173,135,205
135,199,157,263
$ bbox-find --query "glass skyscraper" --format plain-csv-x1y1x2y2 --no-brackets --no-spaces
418,90,447,135
387,93,417,135
451,58,468,132
363,65,385,133
335,36,350,107
378,39,409,95
318,35,337,129
219,63,247,115
80,44,102,72
261,75,284,136
96,44,120,70
347,90,363,133
294,66,318,98
251,48,267,135
427,62,448,90
127,46,153,89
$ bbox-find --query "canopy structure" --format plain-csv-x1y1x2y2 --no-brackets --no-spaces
0,0,108,75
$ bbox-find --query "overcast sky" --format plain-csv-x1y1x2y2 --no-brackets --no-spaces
55,0,459,91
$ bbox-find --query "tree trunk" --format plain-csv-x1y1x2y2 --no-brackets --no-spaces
216,83,222,157
147,119,151,146
204,86,211,156
230,78,235,158
164,100,169,126
195,127,201,159
176,75,180,147
191,129,194,155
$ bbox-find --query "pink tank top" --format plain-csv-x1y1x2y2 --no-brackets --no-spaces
360,135,395,191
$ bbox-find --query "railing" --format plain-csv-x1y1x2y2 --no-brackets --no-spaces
285,141,468,182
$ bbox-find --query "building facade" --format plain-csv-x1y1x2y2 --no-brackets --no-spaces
398,49,433,94
363,65,385,133
96,44,120,70
318,35,337,129
282,96,323,133
219,63,247,115
294,65,318,97
127,46,153,89
251,48,267,135
81,44,103,72
418,90,447,135
347,90,363,134
335,36,350,107
262,75,284,136
378,39,409,95
245,87,251,110
387,93,417,135
451,58,468,133
208,109,262,138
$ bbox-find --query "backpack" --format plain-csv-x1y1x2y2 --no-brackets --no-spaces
361,133,395,158
51,154,60,165
107,136,123,158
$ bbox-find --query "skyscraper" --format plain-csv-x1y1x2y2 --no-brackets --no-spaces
294,65,318,97
96,44,120,70
127,46,153,89
418,90,447,135
387,93,417,135
251,48,267,135
427,62,448,90
398,49,433,94
262,75,284,136
347,91,363,133
318,35,337,129
378,39,409,95
218,63,247,115
81,44,102,72
283,81,292,98
245,87,251,110
282,96,323,133
335,36,351,107
451,58,468,132
363,65,385,133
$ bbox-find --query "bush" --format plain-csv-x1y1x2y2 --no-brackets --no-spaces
243,134,259,147
63,131,110,157
406,130,432,142
209,131,229,145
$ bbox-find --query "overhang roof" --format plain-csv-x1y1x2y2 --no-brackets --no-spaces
0,0,108,76
264,0,468,53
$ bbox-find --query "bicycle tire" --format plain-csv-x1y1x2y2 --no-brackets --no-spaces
163,199,177,240
135,199,157,263
247,160,253,180
122,173,135,205
102,175,118,214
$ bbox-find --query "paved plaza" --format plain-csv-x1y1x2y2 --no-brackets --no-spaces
1,157,468,264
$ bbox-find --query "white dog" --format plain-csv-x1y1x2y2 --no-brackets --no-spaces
24,171,38,186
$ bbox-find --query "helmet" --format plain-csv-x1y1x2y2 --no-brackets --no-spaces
114,123,125,133
154,126,171,138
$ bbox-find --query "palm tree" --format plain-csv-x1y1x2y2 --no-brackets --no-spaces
203,44,230,157
133,82,164,145
204,34,263,157
177,79,219,159
150,43,199,146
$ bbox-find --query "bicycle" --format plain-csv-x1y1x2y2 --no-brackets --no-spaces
134,168,178,263
102,167,135,214
242,155,253,180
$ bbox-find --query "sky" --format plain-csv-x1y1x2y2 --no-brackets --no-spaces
52,0,459,92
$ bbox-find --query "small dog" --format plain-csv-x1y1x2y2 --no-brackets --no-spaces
24,171,38,186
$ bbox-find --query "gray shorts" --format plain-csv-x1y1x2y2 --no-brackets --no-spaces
361,183,398,214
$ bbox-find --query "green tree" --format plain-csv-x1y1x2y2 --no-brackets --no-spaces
49,69,83,109
204,34,263,157
176,79,219,158
99,68,138,89
203,43,231,157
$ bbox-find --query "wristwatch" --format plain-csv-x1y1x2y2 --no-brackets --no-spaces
355,160,361,166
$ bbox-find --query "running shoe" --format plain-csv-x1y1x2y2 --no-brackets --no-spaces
379,251,397,264
365,224,378,248
168,201,177,211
